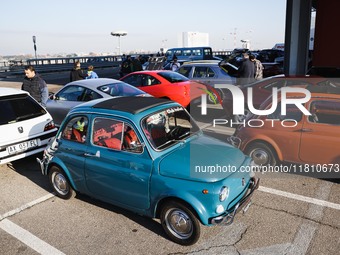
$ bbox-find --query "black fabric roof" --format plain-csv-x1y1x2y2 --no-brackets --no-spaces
92,97,172,114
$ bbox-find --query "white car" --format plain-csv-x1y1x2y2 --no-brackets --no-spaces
0,88,58,164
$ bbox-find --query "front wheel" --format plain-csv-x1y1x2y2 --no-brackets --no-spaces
245,142,278,166
160,201,201,246
49,166,75,199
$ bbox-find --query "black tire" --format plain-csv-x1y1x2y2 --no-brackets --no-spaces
48,166,75,199
160,201,201,246
245,142,278,166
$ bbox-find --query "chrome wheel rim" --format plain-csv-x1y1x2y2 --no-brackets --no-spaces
164,208,193,239
250,148,270,165
51,172,69,196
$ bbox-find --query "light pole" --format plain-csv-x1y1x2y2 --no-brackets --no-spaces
110,31,127,56
32,35,37,62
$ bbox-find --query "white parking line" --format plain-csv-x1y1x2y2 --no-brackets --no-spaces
1,185,339,254
0,193,55,221
258,186,340,210
0,219,65,255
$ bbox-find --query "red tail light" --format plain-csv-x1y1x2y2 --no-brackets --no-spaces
44,120,56,131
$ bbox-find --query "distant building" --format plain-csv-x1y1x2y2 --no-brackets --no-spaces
178,32,209,47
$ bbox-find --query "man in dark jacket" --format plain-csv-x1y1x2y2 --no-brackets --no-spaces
237,52,255,85
70,61,87,81
22,65,48,107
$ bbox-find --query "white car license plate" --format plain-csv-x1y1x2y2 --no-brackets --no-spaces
6,139,39,155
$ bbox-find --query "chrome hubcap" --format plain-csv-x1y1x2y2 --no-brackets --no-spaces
52,172,69,195
165,209,193,239
251,148,270,165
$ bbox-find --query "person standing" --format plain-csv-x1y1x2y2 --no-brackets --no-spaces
249,54,264,80
70,61,87,82
132,56,143,71
86,65,99,79
22,65,49,107
237,52,255,85
170,58,180,72
119,55,133,78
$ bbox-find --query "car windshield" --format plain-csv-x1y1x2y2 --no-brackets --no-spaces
157,71,189,83
98,82,146,96
142,106,200,150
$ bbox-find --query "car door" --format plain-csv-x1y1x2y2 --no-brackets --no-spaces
299,99,340,164
56,115,90,191
84,116,153,210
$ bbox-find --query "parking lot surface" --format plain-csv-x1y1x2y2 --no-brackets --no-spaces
0,80,339,255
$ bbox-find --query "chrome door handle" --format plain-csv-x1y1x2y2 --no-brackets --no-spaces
84,151,100,158
300,128,313,132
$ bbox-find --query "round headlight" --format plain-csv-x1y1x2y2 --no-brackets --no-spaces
219,186,229,202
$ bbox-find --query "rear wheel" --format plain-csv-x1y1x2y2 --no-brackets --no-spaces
245,142,278,166
160,201,201,246
49,166,75,199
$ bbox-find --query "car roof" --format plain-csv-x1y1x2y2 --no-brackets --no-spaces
92,97,173,114
66,78,123,87
0,87,29,97
306,85,340,95
182,60,221,65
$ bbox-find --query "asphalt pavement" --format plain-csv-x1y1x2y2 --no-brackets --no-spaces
0,71,339,255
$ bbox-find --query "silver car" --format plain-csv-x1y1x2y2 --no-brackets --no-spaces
177,60,238,102
46,78,149,126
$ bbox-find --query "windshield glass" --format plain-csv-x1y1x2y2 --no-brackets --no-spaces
142,106,200,150
157,71,189,83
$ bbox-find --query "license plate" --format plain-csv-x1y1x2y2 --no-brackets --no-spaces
6,139,39,155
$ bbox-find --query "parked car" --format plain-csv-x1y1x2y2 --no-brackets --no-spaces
46,78,149,126
120,70,217,110
37,96,259,245
222,75,329,122
228,85,340,166
0,88,57,164
177,60,238,102
257,49,284,63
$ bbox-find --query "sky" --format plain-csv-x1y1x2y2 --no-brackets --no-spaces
0,0,286,56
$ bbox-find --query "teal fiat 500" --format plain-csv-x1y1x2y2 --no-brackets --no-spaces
37,97,259,245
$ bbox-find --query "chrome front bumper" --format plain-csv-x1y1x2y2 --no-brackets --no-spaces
210,177,260,225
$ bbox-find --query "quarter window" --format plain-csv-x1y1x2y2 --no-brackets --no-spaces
62,116,88,143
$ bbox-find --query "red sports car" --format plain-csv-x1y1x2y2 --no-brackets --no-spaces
120,70,219,110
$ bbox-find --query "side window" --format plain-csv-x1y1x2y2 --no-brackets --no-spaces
92,118,123,150
62,116,88,143
183,50,191,56
268,104,302,122
123,75,141,87
57,85,85,101
206,67,215,77
81,89,102,101
193,67,207,78
192,49,202,56
122,124,142,153
178,66,191,77
309,100,340,124
142,75,160,86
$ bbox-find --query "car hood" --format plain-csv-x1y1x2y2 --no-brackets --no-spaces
159,135,246,182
